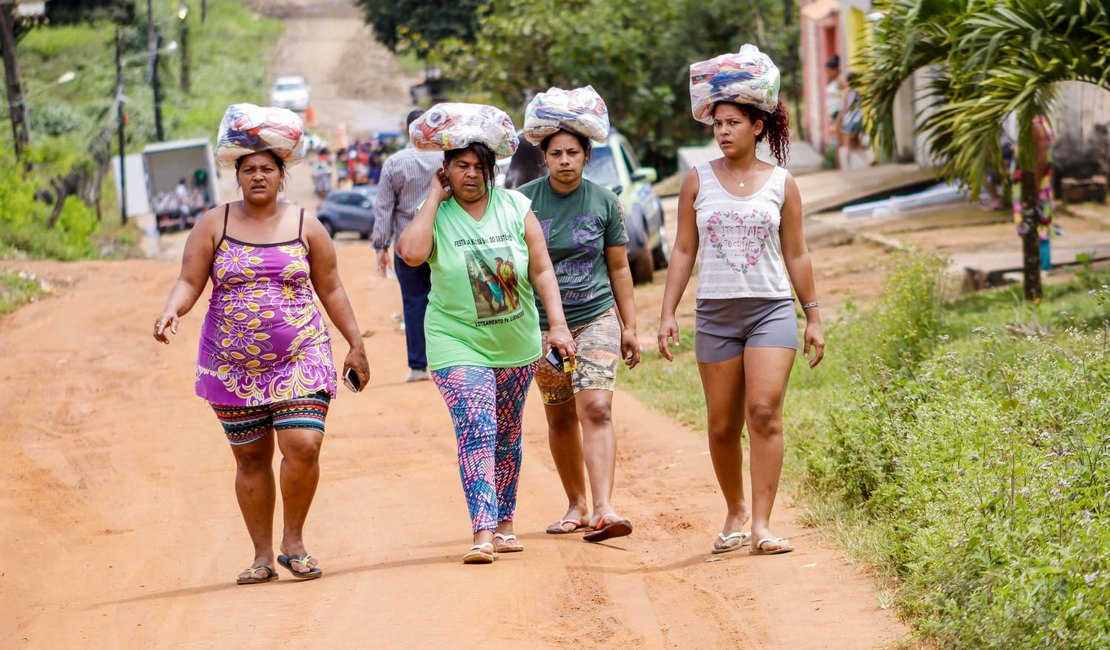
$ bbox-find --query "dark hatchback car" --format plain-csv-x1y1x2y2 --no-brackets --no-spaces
316,186,377,239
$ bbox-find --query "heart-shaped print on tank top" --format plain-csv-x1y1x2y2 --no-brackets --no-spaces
705,209,774,274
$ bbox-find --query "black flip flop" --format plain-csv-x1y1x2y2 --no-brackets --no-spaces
277,554,323,580
237,565,278,585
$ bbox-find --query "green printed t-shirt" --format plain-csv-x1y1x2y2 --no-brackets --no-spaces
425,188,541,370
518,177,628,329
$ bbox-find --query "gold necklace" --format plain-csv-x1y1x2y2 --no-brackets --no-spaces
720,161,758,189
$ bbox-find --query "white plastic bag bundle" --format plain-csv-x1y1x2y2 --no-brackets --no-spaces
409,103,519,159
523,86,610,145
215,103,305,166
690,44,780,124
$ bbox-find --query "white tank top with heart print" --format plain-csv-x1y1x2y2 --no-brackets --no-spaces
693,162,793,299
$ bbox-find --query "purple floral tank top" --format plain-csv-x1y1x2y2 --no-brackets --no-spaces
195,206,336,406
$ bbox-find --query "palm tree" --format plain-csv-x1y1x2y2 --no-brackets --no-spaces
858,0,1110,300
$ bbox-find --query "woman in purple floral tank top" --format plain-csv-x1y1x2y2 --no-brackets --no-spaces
154,112,370,585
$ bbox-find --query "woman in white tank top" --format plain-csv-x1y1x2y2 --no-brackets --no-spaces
658,48,825,556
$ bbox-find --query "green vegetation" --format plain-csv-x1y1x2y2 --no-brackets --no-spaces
624,254,1110,648
0,271,47,315
1,1,280,261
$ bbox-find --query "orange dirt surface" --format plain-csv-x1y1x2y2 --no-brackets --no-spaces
0,248,908,648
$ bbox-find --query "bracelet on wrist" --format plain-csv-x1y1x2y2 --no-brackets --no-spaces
801,301,820,310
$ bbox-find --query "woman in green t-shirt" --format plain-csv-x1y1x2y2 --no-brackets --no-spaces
398,141,575,564
517,128,641,543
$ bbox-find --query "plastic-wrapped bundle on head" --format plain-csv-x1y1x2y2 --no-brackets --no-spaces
523,86,610,145
690,44,780,124
408,102,518,159
215,103,305,166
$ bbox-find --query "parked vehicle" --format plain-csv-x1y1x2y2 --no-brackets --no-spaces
502,130,669,283
142,138,219,234
269,75,310,112
316,186,377,239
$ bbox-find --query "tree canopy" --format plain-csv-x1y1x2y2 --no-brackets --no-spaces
421,0,798,172
354,0,485,58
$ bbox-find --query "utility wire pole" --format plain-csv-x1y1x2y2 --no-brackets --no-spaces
115,28,128,225
0,1,29,158
146,0,164,141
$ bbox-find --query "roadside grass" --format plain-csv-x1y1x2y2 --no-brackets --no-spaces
3,2,280,262
623,255,1110,648
0,272,48,316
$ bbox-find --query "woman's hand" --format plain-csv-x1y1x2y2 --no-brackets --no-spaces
342,346,370,392
429,168,452,203
620,327,641,369
803,321,825,368
153,311,180,344
657,314,680,362
545,323,577,369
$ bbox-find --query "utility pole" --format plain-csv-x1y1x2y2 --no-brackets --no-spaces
115,28,128,225
0,1,29,158
178,1,190,94
146,0,163,141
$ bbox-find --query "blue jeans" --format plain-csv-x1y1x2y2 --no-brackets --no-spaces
394,253,431,370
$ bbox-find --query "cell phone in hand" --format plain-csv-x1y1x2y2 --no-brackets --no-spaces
345,367,362,392
544,347,564,372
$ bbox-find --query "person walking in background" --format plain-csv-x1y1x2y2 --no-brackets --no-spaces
313,148,333,199
824,55,843,164
1011,114,1057,270
153,104,370,585
373,109,444,383
665,46,825,556
838,72,868,170
399,103,575,564
517,86,640,542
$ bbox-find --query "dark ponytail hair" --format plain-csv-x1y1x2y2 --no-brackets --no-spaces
444,142,498,188
714,100,791,166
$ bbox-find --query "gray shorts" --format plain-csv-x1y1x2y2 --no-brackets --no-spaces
695,298,798,363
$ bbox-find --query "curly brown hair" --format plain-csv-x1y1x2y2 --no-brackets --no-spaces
714,100,791,166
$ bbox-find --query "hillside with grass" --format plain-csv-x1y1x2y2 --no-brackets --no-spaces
0,2,279,262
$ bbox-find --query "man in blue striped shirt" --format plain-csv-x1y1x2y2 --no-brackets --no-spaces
372,109,444,382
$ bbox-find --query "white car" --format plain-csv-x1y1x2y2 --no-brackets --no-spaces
269,75,310,112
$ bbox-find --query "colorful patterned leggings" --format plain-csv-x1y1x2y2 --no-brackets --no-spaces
432,363,536,532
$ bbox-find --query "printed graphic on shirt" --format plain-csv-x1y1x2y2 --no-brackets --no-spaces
555,210,608,303
705,209,774,274
465,247,523,321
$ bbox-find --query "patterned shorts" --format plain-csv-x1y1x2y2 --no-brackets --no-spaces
211,391,331,445
535,309,621,405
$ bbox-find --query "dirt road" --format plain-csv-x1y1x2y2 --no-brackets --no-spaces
1,2,909,648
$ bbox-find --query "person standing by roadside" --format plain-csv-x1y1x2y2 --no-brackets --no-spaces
373,109,444,382
153,104,370,584
666,46,824,556
1011,114,1057,271
517,86,639,542
399,103,576,563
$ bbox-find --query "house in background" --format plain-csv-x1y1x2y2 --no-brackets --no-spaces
800,0,918,166
800,0,1110,176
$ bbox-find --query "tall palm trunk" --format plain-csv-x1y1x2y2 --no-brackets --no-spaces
1018,162,1043,301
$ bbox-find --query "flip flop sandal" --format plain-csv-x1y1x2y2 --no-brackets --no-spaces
583,513,633,543
462,543,497,564
750,537,794,556
277,553,323,579
545,518,586,535
493,533,524,553
711,531,751,555
237,565,278,585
